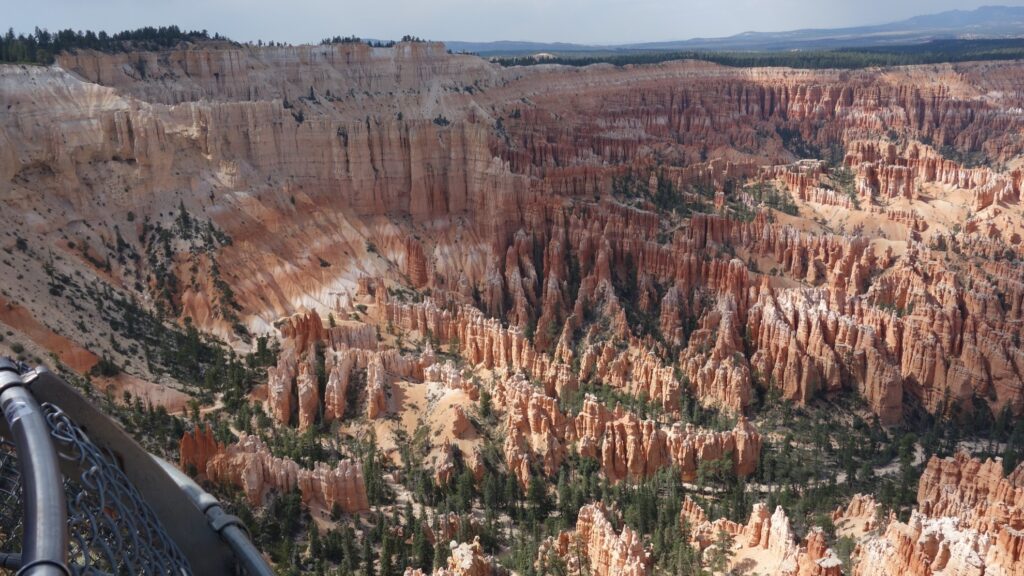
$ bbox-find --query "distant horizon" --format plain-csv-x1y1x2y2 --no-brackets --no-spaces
6,1,1024,46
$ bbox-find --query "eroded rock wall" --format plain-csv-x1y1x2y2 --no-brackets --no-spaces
853,453,1024,576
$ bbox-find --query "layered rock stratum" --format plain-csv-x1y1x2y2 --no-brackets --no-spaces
3,44,1022,424
3,38,1024,576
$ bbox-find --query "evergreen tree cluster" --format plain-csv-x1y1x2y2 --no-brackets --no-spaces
493,38,1024,70
0,26,222,64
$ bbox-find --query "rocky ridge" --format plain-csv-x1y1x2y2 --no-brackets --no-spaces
3,40,1024,576
854,453,1024,576
180,429,370,514
538,503,651,576
681,498,842,576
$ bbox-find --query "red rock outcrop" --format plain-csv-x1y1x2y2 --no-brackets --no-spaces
434,441,460,486
386,300,577,398
757,161,856,209
297,459,371,515
425,361,480,400
179,424,223,476
365,354,390,419
678,294,753,413
451,405,473,439
798,529,844,576
578,338,682,412
424,512,464,546
323,348,356,421
854,512,991,576
684,497,842,576
295,348,320,430
916,452,1024,534
846,140,1022,209
853,453,1024,576
498,376,570,484
832,493,880,535
540,504,651,576
279,310,327,352
404,537,500,576
498,374,761,486
203,434,369,513
266,309,435,426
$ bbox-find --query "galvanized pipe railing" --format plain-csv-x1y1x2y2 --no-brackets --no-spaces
0,360,275,575
153,458,275,576
0,359,69,576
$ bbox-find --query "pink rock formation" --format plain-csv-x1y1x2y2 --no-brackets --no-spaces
678,295,753,413
832,493,880,535
279,310,326,352
853,453,1024,576
434,443,457,487
542,504,651,576
496,373,760,486
499,376,569,484
266,309,434,427
404,537,499,576
747,284,903,424
798,529,844,576
425,362,480,400
203,434,369,513
323,348,356,421
424,512,463,545
386,300,577,399
845,140,1021,209
365,355,389,419
854,512,991,576
179,424,222,476
684,497,842,576
451,405,473,439
295,346,321,430
297,459,371,515
916,452,1024,534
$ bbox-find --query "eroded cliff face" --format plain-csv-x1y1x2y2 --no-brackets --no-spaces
260,300,761,491
265,309,433,428
3,45,1023,427
682,498,842,576
664,454,1024,576
498,376,761,486
853,453,1024,576
179,423,222,474
197,432,370,514
3,38,1024,576
539,503,652,576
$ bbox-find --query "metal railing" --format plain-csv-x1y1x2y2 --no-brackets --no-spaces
0,359,273,576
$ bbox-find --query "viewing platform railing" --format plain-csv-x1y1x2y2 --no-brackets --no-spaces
0,358,273,576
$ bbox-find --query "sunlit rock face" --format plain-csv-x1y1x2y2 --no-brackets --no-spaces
403,537,500,576
198,433,369,513
4,42,1024,460
540,503,652,576
5,35,1024,576
677,497,842,576
853,453,1024,576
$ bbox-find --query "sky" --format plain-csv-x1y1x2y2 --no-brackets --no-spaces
5,0,1024,45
